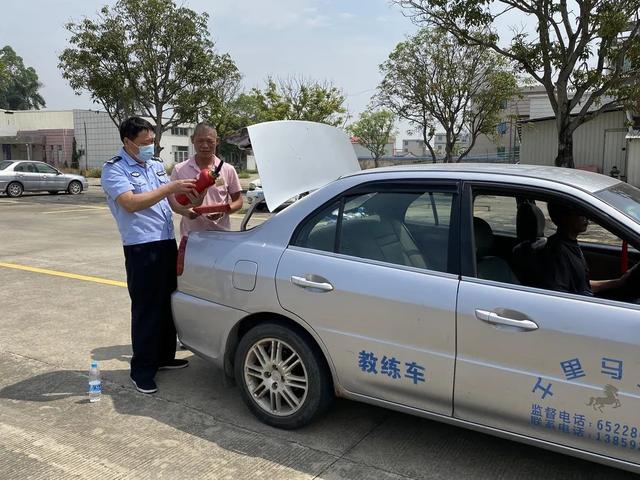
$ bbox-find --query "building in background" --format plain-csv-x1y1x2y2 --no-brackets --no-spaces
72,110,194,169
519,108,628,176
350,136,395,159
402,132,471,159
0,109,74,164
0,108,195,169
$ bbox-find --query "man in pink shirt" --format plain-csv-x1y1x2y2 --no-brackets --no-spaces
169,122,243,238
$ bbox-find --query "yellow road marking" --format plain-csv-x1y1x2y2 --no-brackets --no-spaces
0,262,126,288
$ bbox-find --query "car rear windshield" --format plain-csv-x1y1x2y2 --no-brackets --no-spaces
594,182,640,223
0,161,13,170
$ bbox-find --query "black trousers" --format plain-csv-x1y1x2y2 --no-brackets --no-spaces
123,239,177,382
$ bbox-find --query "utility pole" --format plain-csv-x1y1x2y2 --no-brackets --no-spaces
83,122,88,173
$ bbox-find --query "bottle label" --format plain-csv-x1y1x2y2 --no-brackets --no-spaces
89,381,102,394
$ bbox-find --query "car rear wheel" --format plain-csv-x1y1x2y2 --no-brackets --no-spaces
6,182,23,198
234,323,333,429
67,180,82,195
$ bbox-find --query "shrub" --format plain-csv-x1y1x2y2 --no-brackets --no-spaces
86,167,102,178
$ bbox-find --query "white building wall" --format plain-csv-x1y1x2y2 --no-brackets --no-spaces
0,109,73,129
528,93,618,120
520,110,627,172
626,132,640,188
528,95,556,119
352,140,394,158
73,110,194,168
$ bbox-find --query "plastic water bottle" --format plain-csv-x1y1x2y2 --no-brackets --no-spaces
88,361,102,402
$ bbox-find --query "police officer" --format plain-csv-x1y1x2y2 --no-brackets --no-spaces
102,116,198,394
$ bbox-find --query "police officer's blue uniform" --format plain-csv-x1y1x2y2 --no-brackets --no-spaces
102,147,178,385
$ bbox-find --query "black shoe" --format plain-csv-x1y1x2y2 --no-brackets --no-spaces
131,377,157,394
158,359,189,370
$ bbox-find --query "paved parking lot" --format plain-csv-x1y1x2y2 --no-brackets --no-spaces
0,185,636,479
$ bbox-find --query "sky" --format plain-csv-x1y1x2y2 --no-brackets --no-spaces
0,0,531,143
0,1,420,134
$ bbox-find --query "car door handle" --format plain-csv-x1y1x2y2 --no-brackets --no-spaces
475,309,538,331
290,275,333,292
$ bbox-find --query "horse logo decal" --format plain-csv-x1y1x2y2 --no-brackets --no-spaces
586,384,621,412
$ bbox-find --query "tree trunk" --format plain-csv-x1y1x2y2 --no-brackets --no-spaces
555,120,575,168
373,155,379,168
154,121,163,158
554,101,575,168
445,143,453,163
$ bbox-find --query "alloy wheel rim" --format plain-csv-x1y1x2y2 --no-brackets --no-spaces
243,338,308,416
8,184,21,196
69,182,81,194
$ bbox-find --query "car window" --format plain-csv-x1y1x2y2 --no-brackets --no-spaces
295,189,455,273
474,195,517,236
536,202,620,247
36,163,59,174
405,192,452,226
470,189,637,305
0,161,13,170
293,201,341,253
25,163,37,173
13,163,25,172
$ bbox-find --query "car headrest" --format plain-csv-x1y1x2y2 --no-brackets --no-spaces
516,202,545,242
473,217,494,258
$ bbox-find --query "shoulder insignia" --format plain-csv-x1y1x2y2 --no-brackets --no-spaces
151,156,163,163
156,170,166,176
131,172,141,178
105,156,122,165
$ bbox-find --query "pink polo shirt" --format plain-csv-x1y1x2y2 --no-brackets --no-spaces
170,155,242,237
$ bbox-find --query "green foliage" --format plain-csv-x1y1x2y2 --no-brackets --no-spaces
85,167,102,178
347,110,396,167
59,0,241,153
238,76,347,127
0,46,46,110
394,0,640,167
378,27,517,162
71,137,83,169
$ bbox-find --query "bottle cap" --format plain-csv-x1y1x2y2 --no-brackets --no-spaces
91,361,98,368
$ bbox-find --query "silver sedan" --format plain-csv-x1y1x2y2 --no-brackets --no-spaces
0,160,88,197
173,124,640,474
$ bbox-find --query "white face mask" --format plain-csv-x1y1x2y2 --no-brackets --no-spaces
136,144,155,162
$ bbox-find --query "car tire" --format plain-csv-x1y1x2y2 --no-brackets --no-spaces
6,181,23,198
67,180,82,195
234,322,333,429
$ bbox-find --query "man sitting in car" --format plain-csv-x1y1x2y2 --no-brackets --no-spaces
541,202,631,297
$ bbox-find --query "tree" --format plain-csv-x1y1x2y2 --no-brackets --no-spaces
59,0,241,154
378,28,517,162
0,46,46,110
240,76,348,127
394,1,640,168
347,109,396,167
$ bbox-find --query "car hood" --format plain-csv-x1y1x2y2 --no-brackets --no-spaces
247,121,360,211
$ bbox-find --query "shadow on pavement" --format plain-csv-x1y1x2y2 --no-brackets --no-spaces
0,350,636,480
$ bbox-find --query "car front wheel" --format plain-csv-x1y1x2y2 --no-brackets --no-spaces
6,182,23,198
234,323,333,429
67,180,82,195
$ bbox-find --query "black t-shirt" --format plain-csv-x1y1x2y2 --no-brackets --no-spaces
541,233,593,296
